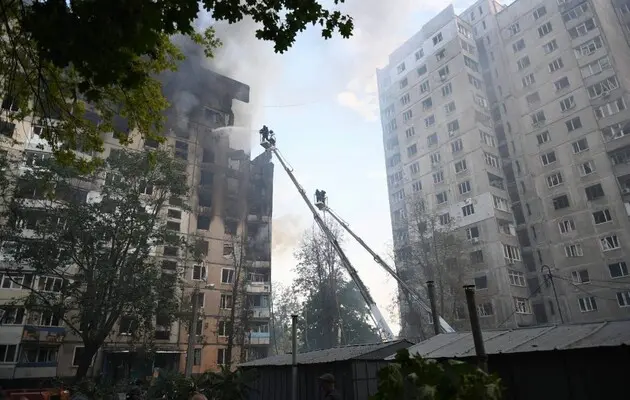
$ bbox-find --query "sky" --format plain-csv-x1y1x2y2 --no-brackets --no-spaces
210,0,477,333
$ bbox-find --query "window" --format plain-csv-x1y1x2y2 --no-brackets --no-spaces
538,22,552,37
424,115,435,128
430,152,441,165
471,250,484,264
461,40,476,54
525,92,540,106
468,74,482,89
547,172,563,188
422,97,433,110
444,101,456,113
37,277,63,293
617,291,630,307
399,78,408,89
588,76,619,98
415,49,424,60
541,151,556,166
477,302,494,316
412,181,422,192
480,131,495,147
436,49,446,61
455,160,467,173
531,110,545,125
451,139,463,153
509,23,520,36
593,209,612,224
221,268,235,284
493,196,509,211
217,348,227,365
419,80,430,93
442,83,453,96
439,213,450,225
503,244,521,261
119,316,137,335
417,65,428,76
581,56,611,78
436,191,448,204
509,270,526,287
0,345,17,363
217,320,228,336
462,204,475,216
572,138,588,153
566,117,582,132
474,275,487,289
579,160,595,176
585,183,604,201
193,265,207,281
397,62,406,74
447,120,460,133
475,95,488,109
517,56,530,70
400,93,410,105
578,297,597,312
563,3,589,23
533,6,547,19
392,189,404,202
536,131,550,145
568,18,596,39
600,235,621,251
565,244,583,257
595,98,626,120
458,23,473,38
602,121,630,142
223,244,234,256
467,226,480,240
402,109,413,121
560,96,575,112
574,36,603,58
558,218,576,234
512,39,526,53
72,347,95,367
2,308,25,324
463,56,479,72
432,171,444,184
410,162,420,174
405,127,415,138
571,269,590,284
608,261,628,278
407,144,418,157
554,77,570,91
543,39,558,54
432,32,443,45
166,221,180,231
220,294,233,309
438,65,450,79
0,274,32,290
514,297,532,314
522,73,536,88
484,153,499,168
552,194,570,210
459,181,472,194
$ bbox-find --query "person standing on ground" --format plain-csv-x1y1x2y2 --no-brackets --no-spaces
318,373,342,400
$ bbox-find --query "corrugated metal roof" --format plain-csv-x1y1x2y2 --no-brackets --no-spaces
240,339,412,367
396,320,630,360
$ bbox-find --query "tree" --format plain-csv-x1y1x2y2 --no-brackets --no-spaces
394,196,471,339
0,0,353,164
0,148,192,380
270,282,300,355
372,349,502,400
293,224,380,351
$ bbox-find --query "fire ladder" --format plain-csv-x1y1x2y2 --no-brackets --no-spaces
259,126,395,341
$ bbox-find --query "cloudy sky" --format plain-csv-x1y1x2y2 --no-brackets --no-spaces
208,0,476,333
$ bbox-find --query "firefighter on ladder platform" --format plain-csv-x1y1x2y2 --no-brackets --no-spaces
314,189,327,209
259,125,276,148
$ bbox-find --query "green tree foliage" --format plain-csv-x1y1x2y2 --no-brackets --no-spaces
270,282,300,355
0,0,353,166
0,148,192,380
372,349,503,400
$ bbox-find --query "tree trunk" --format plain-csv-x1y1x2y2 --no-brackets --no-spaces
74,343,98,382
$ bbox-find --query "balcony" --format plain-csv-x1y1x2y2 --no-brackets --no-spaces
250,308,270,319
21,326,65,344
13,362,57,379
250,260,270,269
247,282,271,294
247,214,270,223
245,332,271,345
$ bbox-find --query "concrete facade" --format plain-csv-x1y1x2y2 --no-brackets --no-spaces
378,0,630,335
0,45,273,381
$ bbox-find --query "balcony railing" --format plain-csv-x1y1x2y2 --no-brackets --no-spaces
21,326,65,344
246,332,271,345
246,282,271,293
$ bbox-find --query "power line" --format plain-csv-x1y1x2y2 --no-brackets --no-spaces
552,274,621,301
551,273,630,291
496,277,546,328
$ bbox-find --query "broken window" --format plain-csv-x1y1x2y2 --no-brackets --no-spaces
198,190,212,208
224,220,237,235
223,244,234,256
197,216,210,230
175,141,188,160
202,148,214,163
200,170,213,186
196,240,209,256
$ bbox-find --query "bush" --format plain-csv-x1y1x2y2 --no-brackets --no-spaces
371,349,502,400
147,367,257,400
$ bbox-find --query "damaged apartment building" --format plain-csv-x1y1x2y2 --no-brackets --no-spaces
0,40,274,382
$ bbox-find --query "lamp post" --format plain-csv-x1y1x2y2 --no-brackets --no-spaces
541,264,564,324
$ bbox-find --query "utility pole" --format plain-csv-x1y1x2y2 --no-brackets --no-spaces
541,264,564,324
427,281,440,336
464,285,487,372
291,314,298,400
184,285,200,377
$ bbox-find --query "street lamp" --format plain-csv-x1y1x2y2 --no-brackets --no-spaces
541,264,564,324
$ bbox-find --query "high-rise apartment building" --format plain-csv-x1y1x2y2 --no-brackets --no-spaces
378,0,630,336
0,43,273,381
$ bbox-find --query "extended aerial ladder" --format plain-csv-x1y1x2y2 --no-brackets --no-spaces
259,126,395,341
313,194,456,334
